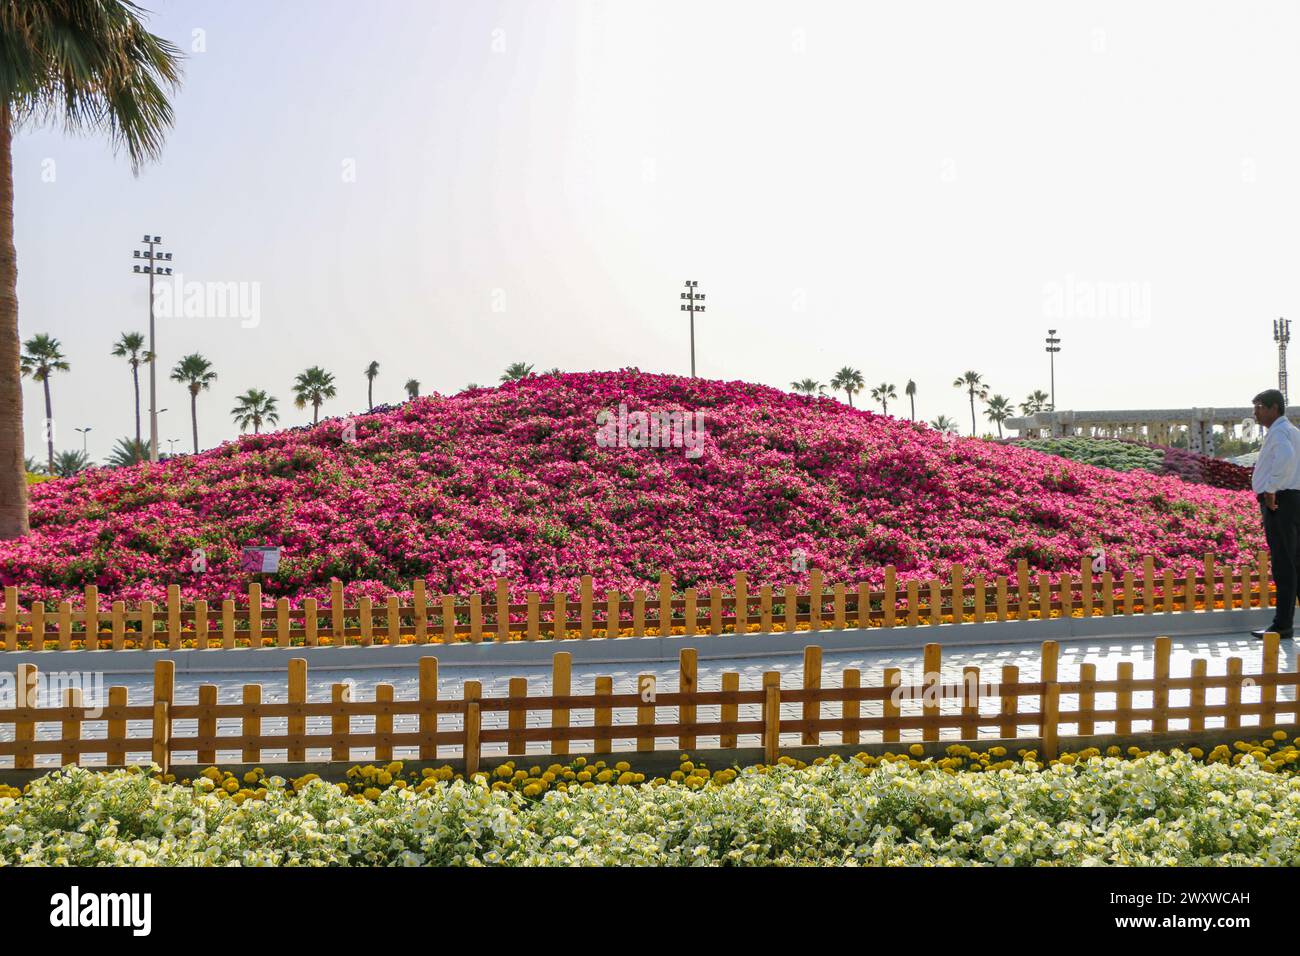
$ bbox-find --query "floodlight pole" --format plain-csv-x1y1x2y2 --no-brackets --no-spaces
1276,317,1291,405
1045,329,1061,410
680,280,706,377
133,235,174,463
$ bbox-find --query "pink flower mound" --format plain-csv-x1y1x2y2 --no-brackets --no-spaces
0,371,1263,606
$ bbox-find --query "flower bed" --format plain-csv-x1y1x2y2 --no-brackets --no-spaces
3,738,1300,865
0,372,1262,607
1010,436,1254,491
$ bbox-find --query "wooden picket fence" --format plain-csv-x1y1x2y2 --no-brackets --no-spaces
0,550,1273,652
2,633,1294,773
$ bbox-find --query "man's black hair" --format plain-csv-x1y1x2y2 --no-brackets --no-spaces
1254,389,1286,414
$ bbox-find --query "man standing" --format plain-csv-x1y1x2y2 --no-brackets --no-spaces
1251,389,1300,639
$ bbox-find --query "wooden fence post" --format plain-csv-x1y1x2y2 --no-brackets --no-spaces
842,669,861,746
802,645,821,746
1152,636,1170,734
638,674,657,752
760,585,773,634
960,666,979,740
359,597,374,646
1078,663,1095,737
84,585,99,650
61,687,81,767
782,585,796,634
734,573,749,635
922,644,941,742
198,684,217,765
1261,631,1280,728
762,671,781,764
331,580,345,645
1116,662,1133,735
222,599,235,650
1142,556,1155,615
809,569,823,631
14,663,35,769
463,681,481,777
419,657,439,760
634,589,647,637
507,677,527,756
1189,659,1207,733
604,590,618,639
1041,683,1060,761
594,676,613,754
107,686,127,766
1225,658,1243,730
278,598,292,649
999,665,1018,739
288,659,307,762
242,684,260,763
883,668,901,744
884,566,897,628
375,683,395,762
580,575,594,639
468,594,482,643
528,593,540,641
304,598,318,647
58,601,71,651
552,593,567,640
497,578,510,643
548,650,569,754
1017,559,1030,622
331,683,350,762
720,672,739,748
710,586,723,635
247,582,261,649
386,595,401,645
441,595,456,644
659,573,673,637
679,648,698,751
3,586,16,651
413,580,428,643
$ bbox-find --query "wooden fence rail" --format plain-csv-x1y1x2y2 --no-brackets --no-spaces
0,633,1293,773
0,550,1273,652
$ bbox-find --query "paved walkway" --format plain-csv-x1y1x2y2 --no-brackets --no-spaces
4,629,1294,769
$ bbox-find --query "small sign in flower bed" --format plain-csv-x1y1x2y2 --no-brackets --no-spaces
3,740,1299,865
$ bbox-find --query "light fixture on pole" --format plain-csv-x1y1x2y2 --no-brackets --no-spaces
1275,317,1291,405
1045,329,1061,410
132,234,174,463
680,280,706,377
74,427,92,454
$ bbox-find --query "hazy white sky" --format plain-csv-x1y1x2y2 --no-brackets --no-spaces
12,0,1300,460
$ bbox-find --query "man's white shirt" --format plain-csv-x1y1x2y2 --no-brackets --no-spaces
1252,416,1300,495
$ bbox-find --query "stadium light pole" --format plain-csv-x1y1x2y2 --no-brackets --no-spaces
1045,329,1061,410
680,280,706,377
74,426,92,454
132,235,174,463
1275,317,1291,405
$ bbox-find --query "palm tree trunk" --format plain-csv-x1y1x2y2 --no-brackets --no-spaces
132,362,141,445
190,389,199,453
253,416,260,436
42,377,53,475
847,391,853,408
313,399,320,424
969,392,977,436
0,106,28,538
909,396,915,421
367,380,373,412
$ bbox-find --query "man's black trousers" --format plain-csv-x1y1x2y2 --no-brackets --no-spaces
1262,489,1300,631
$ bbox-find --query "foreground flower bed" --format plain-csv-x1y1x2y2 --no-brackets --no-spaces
0,372,1260,607
4,739,1300,865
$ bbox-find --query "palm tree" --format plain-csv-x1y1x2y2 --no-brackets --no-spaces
830,367,865,407
984,394,1014,438
905,380,917,421
110,331,152,445
23,455,43,475
501,362,534,382
20,334,69,475
870,382,897,415
404,379,420,400
952,371,990,437
364,360,379,411
292,367,337,424
231,389,279,435
52,449,89,478
543,367,562,376
790,378,823,396
112,333,152,441
170,354,216,454
0,1,182,539
931,415,958,433
105,436,148,468
1019,389,1052,415
464,383,480,391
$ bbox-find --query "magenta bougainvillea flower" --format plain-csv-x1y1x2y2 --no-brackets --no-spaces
0,371,1263,607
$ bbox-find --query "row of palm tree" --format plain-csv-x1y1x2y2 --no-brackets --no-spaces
27,345,545,479
794,367,1051,438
